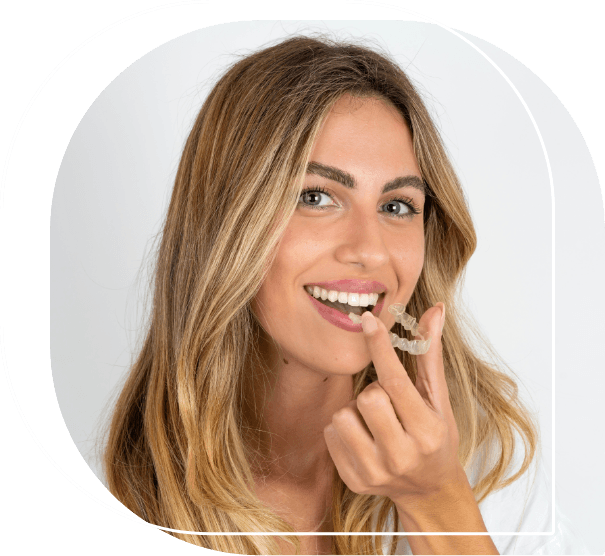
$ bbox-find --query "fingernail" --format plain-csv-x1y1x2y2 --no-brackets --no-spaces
361,311,377,334
438,302,446,332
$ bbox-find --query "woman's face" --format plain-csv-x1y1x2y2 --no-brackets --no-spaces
252,94,427,376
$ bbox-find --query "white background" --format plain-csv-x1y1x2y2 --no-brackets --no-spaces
50,21,605,549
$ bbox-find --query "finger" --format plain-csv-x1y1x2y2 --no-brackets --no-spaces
323,423,365,490
361,311,431,435
330,400,376,461
415,302,451,414
356,381,410,454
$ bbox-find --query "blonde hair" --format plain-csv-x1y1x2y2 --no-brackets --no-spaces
103,35,538,554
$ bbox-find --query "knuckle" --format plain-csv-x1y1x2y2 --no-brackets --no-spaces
332,408,353,427
384,455,406,476
365,469,387,489
418,422,447,455
380,377,408,397
406,451,422,472
357,388,388,407
362,468,390,493
418,441,437,456
347,477,369,495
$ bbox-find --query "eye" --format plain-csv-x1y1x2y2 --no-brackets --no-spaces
298,187,337,209
380,198,421,218
382,200,411,216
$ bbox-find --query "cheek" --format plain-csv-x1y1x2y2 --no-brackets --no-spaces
411,239,425,280
384,233,425,317
251,230,313,333
391,228,425,280
263,218,336,300
262,228,319,291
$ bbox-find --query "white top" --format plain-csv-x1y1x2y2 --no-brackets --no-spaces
376,455,590,555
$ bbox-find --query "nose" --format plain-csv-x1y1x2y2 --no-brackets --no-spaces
334,213,390,270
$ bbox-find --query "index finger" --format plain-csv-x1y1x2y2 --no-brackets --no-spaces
361,311,431,435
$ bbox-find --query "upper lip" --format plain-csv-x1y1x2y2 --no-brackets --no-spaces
304,279,387,294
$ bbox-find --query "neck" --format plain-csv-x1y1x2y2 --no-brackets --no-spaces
246,328,356,484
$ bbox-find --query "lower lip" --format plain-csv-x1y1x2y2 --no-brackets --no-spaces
306,293,385,332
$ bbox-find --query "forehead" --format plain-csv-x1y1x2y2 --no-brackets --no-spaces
309,95,420,181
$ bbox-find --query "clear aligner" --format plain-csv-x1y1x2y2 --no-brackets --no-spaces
348,312,363,324
387,304,430,354
388,331,431,355
387,303,419,336
348,305,431,355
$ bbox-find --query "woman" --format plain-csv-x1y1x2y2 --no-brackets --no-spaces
103,35,549,555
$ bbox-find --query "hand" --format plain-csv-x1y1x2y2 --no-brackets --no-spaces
323,303,465,507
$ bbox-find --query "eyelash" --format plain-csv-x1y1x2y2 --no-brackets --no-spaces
298,186,421,218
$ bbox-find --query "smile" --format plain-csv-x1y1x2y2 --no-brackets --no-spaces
303,281,386,332
304,285,382,315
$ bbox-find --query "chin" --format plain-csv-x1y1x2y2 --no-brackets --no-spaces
283,335,374,377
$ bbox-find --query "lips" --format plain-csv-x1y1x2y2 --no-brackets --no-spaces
304,283,386,332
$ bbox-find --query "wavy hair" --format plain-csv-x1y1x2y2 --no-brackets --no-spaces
102,34,538,554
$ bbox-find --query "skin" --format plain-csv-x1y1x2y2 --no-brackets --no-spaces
250,95,498,555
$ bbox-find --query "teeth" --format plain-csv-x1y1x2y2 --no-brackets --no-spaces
304,285,383,307
348,312,362,324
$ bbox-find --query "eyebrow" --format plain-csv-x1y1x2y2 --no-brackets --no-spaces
306,161,427,195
